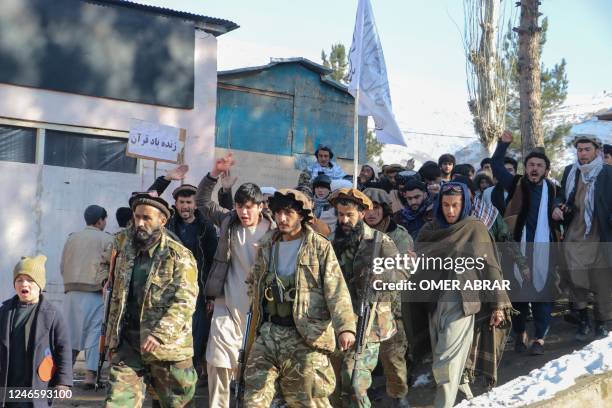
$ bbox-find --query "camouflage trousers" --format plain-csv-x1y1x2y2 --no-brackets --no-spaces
379,320,409,398
244,322,336,407
330,341,380,408
105,339,197,408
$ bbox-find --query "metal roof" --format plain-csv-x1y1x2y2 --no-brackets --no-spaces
218,57,350,93
87,0,239,36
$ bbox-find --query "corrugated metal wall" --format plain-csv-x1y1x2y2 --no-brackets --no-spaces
216,63,366,161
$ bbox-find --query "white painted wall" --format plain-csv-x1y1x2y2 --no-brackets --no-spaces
0,30,218,305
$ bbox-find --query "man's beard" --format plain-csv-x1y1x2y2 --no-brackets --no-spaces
333,220,364,256
527,172,545,184
180,208,194,221
133,226,163,249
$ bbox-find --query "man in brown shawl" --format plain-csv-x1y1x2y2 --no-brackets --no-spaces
415,182,513,408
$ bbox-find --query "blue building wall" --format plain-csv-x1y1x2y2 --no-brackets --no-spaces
216,62,366,161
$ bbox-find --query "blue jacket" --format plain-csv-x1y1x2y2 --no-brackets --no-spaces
0,295,73,407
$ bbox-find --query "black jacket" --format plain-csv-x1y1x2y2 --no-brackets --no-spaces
148,176,218,289
167,211,218,289
0,295,73,407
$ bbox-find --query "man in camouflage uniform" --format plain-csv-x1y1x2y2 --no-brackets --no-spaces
244,189,356,407
104,193,198,407
329,188,402,408
362,188,412,406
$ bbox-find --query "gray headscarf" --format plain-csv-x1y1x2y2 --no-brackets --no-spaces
565,155,604,236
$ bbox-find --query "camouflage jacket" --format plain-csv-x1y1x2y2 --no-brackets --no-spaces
330,223,400,343
247,225,356,353
385,220,414,253
105,230,198,362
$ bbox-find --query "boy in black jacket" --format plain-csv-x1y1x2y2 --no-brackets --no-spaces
0,255,72,407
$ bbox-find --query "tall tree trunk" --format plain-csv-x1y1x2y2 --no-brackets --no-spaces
516,0,543,158
478,0,500,152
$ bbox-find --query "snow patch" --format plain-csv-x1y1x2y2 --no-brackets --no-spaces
452,92,612,171
456,334,612,407
412,373,433,388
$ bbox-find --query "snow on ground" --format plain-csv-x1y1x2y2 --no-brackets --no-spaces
412,373,433,388
456,334,612,407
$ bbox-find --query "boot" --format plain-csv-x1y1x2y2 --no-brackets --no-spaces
575,309,592,342
594,320,610,339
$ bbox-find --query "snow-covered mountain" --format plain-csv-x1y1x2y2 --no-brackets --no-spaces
453,92,612,170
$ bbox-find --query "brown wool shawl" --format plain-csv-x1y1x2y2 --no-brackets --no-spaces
415,216,512,314
417,216,515,387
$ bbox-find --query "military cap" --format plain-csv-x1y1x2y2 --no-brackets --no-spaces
329,188,373,210
171,184,197,199
269,188,313,222
129,193,172,219
362,188,391,207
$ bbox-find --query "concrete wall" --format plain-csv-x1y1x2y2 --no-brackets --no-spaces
0,30,218,305
528,371,612,408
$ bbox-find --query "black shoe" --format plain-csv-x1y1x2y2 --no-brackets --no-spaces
594,322,610,339
514,335,528,353
563,310,582,326
576,322,592,341
529,342,544,355
367,386,385,402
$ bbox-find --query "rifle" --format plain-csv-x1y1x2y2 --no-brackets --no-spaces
95,248,118,391
350,231,381,401
233,309,253,408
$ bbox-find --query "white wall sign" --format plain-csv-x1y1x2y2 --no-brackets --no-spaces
126,119,185,163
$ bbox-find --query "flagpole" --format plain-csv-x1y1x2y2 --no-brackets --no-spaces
353,88,360,188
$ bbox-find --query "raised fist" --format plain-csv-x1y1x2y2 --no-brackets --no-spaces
211,152,235,178
165,164,189,181
500,130,513,144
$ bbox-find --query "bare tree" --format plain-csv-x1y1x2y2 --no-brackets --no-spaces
463,0,517,153
514,0,544,157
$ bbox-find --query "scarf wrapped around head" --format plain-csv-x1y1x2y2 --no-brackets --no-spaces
565,155,604,236
314,196,331,218
399,194,432,223
434,182,472,228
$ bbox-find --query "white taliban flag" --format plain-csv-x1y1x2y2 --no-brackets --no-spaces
347,0,406,146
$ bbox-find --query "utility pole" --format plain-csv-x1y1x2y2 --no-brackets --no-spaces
514,0,544,158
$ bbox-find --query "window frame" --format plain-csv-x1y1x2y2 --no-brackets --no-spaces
0,117,141,174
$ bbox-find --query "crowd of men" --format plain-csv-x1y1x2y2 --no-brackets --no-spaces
0,134,610,408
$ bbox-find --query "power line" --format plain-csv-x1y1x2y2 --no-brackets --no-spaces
401,130,476,139
367,126,477,140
